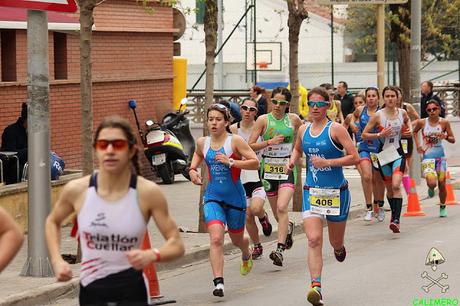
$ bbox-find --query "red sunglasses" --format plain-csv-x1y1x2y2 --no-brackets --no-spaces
95,139,130,151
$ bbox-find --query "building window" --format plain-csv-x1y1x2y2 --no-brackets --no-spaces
1,30,17,82
53,32,67,80
196,0,205,24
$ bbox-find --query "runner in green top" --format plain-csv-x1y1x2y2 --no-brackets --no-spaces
249,87,302,267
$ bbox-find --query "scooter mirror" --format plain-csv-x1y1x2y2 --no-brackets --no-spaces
145,120,154,127
180,98,188,106
128,99,137,109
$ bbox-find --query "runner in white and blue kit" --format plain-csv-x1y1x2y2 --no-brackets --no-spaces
189,103,259,297
289,87,359,306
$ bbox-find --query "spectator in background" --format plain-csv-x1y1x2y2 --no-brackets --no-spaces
1,103,28,184
335,81,355,119
250,85,267,116
218,100,241,124
421,81,446,118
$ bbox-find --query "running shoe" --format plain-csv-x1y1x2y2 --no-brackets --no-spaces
334,246,346,262
363,210,373,221
213,283,224,297
259,213,273,236
377,208,385,222
389,222,400,233
252,244,263,260
285,221,294,249
269,250,283,267
428,187,435,198
440,205,447,218
307,287,324,306
240,256,253,276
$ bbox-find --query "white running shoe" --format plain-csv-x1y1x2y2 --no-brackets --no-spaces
213,283,224,297
377,208,385,222
364,210,373,221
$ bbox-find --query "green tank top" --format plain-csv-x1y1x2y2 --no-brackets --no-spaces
262,113,295,158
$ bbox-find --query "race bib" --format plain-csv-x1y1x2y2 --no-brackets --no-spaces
310,188,341,216
377,146,400,166
370,153,379,168
401,139,408,154
421,159,436,177
240,169,260,184
264,143,292,158
263,157,289,180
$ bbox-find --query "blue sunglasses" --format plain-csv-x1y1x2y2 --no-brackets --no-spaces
307,100,330,108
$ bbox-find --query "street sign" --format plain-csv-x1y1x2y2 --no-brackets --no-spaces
315,0,407,4
0,0,77,12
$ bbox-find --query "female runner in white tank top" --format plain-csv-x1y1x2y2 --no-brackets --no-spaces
46,116,184,305
230,98,272,260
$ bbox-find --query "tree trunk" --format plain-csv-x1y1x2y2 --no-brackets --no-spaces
79,0,96,176
397,40,411,103
287,0,308,212
198,0,218,233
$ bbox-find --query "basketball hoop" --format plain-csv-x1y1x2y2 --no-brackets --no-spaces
256,61,268,69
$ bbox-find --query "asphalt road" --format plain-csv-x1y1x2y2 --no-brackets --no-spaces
55,200,460,306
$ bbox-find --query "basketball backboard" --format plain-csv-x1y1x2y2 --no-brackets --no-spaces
246,42,282,71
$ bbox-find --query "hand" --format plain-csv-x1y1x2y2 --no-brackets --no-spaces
350,124,359,134
436,133,447,140
310,156,331,169
379,127,392,138
270,135,285,145
190,169,202,185
52,259,72,282
401,129,412,138
214,153,230,166
126,249,154,270
417,146,425,154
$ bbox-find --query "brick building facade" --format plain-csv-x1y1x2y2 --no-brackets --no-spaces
0,0,175,176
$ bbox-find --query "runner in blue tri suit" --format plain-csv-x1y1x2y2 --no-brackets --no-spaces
289,87,359,306
189,104,259,297
352,87,386,222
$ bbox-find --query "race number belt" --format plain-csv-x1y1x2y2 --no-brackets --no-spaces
263,157,289,180
308,187,342,216
421,159,436,176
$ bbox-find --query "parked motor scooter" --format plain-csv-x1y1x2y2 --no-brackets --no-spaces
129,98,195,184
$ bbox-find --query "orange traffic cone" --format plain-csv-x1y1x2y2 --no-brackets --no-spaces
140,232,177,305
445,171,459,205
403,178,426,217
141,231,162,299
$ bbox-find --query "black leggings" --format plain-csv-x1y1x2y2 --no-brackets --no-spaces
79,268,148,306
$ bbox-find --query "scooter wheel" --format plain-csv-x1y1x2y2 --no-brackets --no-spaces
157,162,175,184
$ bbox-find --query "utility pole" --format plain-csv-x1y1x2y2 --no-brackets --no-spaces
410,0,422,184
217,0,224,90
330,5,334,85
21,10,53,277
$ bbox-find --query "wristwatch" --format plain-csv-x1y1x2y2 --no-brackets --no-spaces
228,158,235,168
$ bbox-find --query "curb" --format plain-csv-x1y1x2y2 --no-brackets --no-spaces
0,206,365,305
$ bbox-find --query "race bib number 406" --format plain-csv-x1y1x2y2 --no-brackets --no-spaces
310,188,341,216
263,157,288,180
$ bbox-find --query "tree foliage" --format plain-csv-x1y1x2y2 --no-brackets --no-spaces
345,1,460,61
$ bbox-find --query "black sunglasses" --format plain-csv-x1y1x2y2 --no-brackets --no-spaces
426,107,439,113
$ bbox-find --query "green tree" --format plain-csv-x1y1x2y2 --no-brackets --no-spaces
345,1,460,99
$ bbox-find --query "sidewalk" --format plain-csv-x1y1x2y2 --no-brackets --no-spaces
1,167,459,305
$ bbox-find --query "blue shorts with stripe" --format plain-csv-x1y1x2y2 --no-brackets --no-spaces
203,200,246,233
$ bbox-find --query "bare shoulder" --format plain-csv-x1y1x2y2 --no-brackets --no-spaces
331,121,347,133
136,176,166,207
63,175,91,197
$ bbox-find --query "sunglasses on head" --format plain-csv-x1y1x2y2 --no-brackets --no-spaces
209,103,228,111
271,99,289,106
307,100,330,108
426,107,439,113
241,105,257,112
95,139,130,151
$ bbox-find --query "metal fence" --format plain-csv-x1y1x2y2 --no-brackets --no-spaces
187,85,460,124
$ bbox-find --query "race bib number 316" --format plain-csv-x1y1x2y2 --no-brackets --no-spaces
263,157,288,180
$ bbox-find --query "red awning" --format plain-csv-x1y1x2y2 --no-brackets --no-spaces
0,7,79,30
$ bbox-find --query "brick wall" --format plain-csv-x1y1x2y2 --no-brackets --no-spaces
0,0,174,178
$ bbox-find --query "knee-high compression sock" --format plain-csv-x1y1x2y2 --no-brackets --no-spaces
387,197,395,221
402,175,411,195
393,198,403,224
